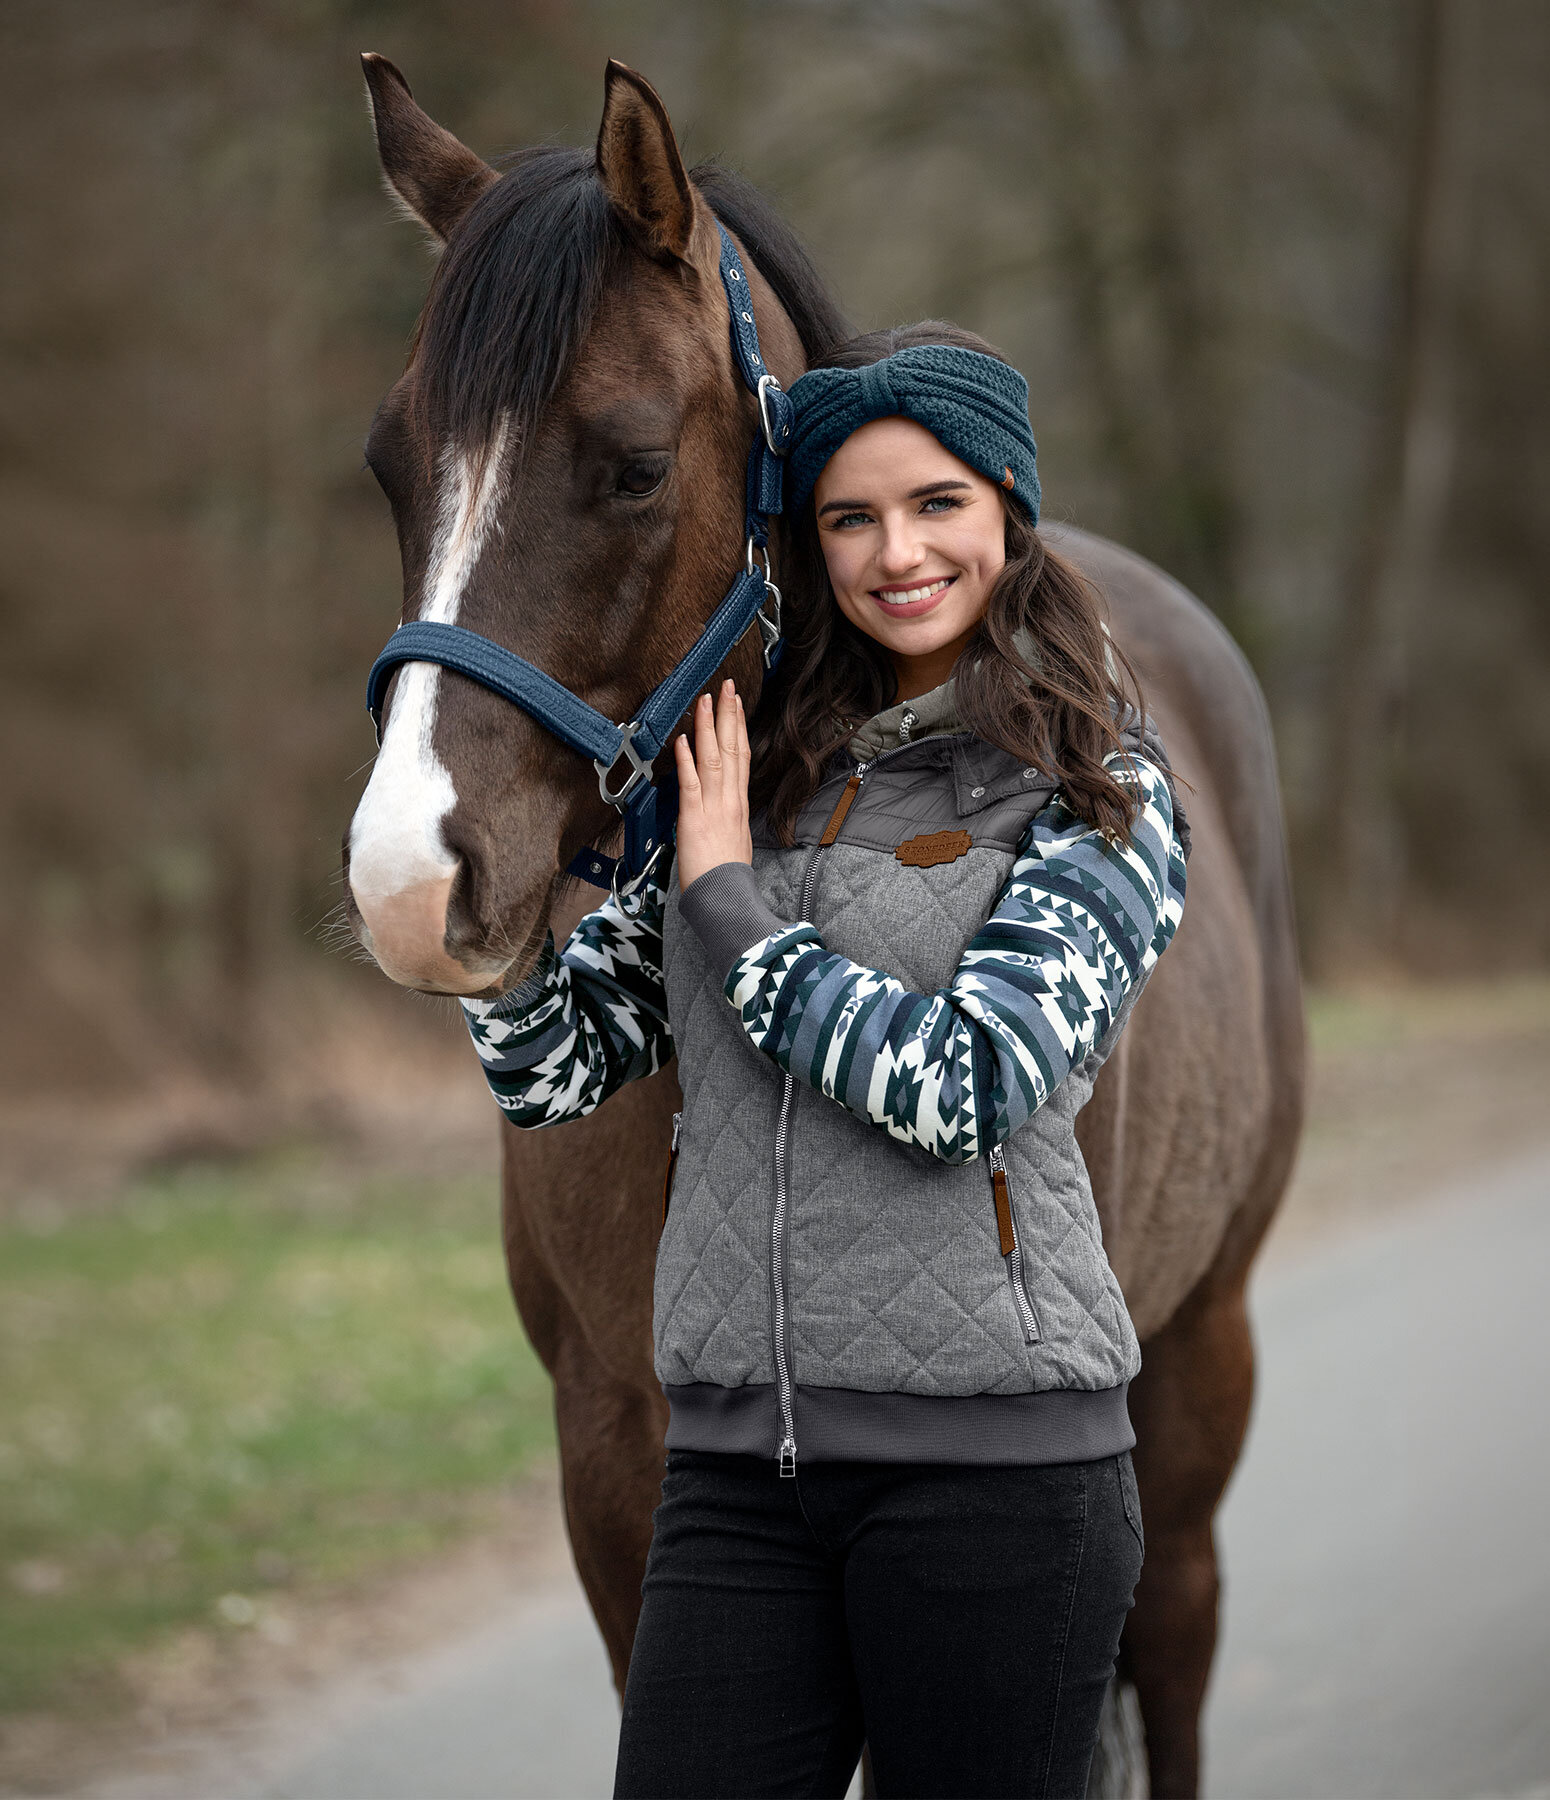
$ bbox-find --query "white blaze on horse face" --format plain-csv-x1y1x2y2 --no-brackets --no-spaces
348,432,508,914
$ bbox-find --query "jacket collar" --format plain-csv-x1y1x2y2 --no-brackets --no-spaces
844,625,1047,763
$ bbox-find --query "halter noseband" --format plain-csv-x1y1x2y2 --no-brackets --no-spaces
365,223,793,913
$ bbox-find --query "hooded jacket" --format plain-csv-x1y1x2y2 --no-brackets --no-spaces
463,678,1188,1472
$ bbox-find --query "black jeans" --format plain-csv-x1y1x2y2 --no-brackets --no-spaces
614,1449,1145,1800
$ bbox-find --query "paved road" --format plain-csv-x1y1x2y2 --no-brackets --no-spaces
241,1150,1550,1800
1207,1148,1550,1799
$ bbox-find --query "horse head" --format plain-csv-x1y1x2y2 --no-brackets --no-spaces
344,56,835,995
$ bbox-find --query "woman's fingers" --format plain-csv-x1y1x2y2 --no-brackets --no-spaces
693,689,720,772
674,682,752,885
682,682,747,814
716,679,741,759
673,729,700,795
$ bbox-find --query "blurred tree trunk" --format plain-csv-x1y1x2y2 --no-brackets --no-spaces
1320,0,1468,967
1011,0,1250,641
195,9,328,1072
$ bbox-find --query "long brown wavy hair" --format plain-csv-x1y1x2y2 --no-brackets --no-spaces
749,322,1148,847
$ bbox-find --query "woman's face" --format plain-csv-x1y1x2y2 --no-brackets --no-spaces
812,416,1007,680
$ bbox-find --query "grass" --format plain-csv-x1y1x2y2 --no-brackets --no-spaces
1304,971,1550,1055
0,1152,555,1717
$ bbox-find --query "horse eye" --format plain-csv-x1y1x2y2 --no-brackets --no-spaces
616,459,667,498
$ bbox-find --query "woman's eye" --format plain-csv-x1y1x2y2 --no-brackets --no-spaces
616,459,667,497
832,511,872,529
921,495,962,514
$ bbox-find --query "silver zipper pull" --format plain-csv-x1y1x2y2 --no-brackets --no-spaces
988,1143,1005,1174
778,1437,797,1478
670,1110,682,1151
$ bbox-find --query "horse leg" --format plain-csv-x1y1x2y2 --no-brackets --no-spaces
550,1334,668,1692
1122,1274,1255,1800
500,1108,670,1695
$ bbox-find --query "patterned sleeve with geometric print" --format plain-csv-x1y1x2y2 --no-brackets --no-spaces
460,873,673,1128
724,749,1186,1165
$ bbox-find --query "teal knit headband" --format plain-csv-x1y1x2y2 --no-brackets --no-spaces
785,345,1040,525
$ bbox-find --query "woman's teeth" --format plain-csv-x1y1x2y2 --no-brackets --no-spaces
876,578,952,606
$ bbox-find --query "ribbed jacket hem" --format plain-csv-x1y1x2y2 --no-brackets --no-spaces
663,1380,1134,1467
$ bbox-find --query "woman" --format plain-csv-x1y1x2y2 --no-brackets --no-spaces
463,323,1188,1799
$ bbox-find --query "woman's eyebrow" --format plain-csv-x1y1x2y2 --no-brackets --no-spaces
817,478,973,518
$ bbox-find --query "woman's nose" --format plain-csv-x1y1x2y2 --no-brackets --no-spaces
875,516,927,576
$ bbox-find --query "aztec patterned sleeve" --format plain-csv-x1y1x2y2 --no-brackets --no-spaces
459,874,673,1128
710,751,1185,1164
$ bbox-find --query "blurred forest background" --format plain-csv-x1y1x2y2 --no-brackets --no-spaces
6,1,1550,1761
2,0,1547,1128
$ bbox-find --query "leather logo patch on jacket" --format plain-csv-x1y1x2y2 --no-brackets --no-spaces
894,828,973,868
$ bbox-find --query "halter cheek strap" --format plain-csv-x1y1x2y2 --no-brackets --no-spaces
364,224,794,908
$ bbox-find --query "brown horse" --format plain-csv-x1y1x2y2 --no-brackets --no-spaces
343,55,1304,1800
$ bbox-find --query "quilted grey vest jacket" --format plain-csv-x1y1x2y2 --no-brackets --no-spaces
656,727,1153,1472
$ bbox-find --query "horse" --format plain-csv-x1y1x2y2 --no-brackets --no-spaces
342,54,1305,1800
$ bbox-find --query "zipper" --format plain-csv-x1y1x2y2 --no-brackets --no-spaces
988,1144,1041,1344
770,754,876,1477
660,1110,682,1228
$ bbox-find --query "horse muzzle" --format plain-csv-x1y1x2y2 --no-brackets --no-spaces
348,870,515,995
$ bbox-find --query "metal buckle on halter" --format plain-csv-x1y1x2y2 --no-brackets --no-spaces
595,725,653,808
611,837,669,918
743,538,783,669
756,583,782,667
756,373,789,456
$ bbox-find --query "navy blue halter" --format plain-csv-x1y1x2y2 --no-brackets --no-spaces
365,223,794,909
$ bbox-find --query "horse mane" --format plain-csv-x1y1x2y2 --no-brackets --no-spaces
688,161,852,363
409,148,851,460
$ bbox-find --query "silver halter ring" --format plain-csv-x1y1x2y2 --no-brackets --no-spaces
612,837,669,917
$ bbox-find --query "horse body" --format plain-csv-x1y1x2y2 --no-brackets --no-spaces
345,57,1303,1799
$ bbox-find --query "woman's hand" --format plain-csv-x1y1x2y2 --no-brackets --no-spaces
673,679,753,889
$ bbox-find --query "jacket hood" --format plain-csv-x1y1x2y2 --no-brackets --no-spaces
846,624,1047,761
845,621,1120,762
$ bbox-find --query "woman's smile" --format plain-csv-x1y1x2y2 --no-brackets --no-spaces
870,574,957,615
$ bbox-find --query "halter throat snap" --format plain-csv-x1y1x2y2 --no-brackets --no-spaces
364,223,792,905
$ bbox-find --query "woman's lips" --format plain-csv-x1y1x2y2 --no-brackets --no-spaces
869,575,956,617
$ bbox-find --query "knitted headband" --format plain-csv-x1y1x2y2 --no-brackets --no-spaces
784,344,1040,525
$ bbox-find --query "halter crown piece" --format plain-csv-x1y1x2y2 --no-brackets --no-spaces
365,224,793,912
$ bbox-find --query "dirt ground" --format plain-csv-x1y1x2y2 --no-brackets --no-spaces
5,978,1549,1798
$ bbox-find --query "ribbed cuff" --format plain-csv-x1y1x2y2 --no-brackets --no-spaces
676,861,790,985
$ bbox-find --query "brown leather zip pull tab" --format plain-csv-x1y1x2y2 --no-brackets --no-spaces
661,1111,682,1227
991,1164,1016,1257
818,774,862,846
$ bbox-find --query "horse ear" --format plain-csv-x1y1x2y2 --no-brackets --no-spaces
361,53,497,245
596,61,700,262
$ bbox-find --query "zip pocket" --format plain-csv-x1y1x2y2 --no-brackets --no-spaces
988,1145,1041,1344
661,1111,682,1227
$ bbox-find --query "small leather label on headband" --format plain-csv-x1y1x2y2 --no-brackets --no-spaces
895,829,973,868
1001,467,1015,489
